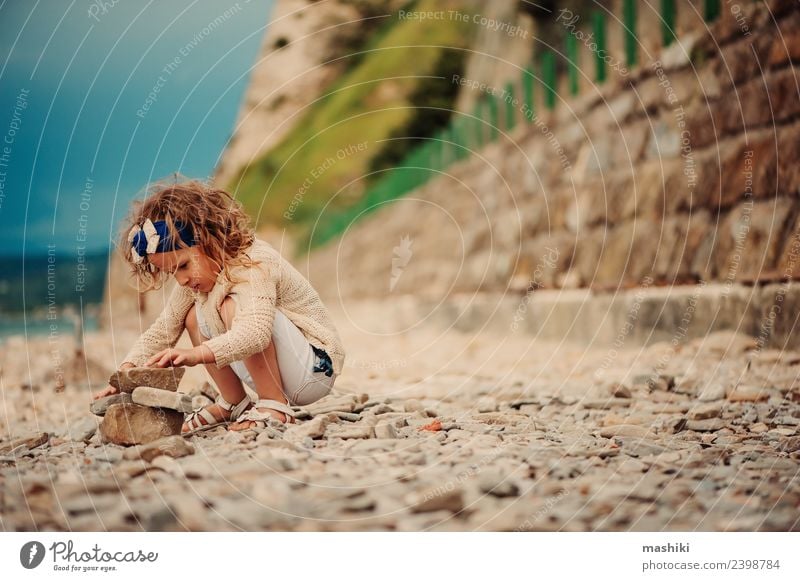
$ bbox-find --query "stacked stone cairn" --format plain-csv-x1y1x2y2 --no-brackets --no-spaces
91,367,191,445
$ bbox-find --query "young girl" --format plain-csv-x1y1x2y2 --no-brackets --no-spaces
92,178,345,435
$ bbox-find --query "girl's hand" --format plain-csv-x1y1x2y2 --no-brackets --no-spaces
92,384,118,400
91,362,135,400
146,345,212,368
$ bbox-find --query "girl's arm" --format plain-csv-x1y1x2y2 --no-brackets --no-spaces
202,263,279,368
120,282,195,367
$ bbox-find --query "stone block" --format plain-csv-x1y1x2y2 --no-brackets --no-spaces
716,197,796,281
99,403,183,446
108,367,185,392
90,392,133,416
768,11,800,68
131,387,193,413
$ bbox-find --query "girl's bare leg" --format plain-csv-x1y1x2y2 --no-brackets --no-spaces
181,304,248,433
214,297,292,430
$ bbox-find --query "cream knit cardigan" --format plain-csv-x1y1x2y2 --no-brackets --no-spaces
121,238,345,376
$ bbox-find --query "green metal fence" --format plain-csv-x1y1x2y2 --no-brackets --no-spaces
311,1,725,248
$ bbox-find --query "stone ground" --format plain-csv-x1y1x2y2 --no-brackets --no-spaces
1,302,799,532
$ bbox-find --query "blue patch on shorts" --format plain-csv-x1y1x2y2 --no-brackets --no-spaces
311,344,334,377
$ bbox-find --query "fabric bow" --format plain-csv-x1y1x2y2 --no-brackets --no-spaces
128,218,195,264
127,218,159,264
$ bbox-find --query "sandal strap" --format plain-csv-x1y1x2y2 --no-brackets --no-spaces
186,407,218,429
185,394,251,431
237,398,296,424
254,398,296,419
216,393,251,419
237,409,276,424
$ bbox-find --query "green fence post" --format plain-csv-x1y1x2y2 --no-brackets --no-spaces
487,94,499,140
409,152,418,190
460,115,471,157
473,100,484,148
440,127,450,166
430,132,440,170
447,122,457,163
623,0,637,68
460,115,473,155
661,0,676,47
592,11,607,84
522,66,535,121
457,117,469,159
566,34,579,96
704,0,720,22
542,50,556,110
439,129,448,168
414,144,426,187
448,122,459,163
418,144,430,184
504,81,516,131
451,118,463,161
447,125,456,164
401,149,413,192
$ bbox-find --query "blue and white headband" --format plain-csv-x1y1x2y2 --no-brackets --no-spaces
127,218,195,265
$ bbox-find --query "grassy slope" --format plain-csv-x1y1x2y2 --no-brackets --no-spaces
228,0,475,245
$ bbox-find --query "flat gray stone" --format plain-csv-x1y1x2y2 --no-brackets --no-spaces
685,419,727,432
122,435,195,462
606,382,632,398
68,417,99,442
476,396,498,412
407,487,464,514
776,436,800,454
374,421,399,439
728,386,770,402
598,425,655,438
688,402,723,420
85,446,124,463
131,387,193,413
478,471,520,498
582,398,632,409
698,382,727,401
303,395,357,416
90,392,133,416
326,425,374,439
284,414,336,441
0,432,49,454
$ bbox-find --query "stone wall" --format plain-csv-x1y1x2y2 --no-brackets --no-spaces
306,0,800,310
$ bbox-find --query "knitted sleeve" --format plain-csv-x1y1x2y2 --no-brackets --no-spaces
121,283,194,367
202,260,279,368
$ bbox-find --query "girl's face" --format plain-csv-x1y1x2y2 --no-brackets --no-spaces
147,246,219,293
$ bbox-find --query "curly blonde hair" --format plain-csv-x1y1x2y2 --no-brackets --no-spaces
117,175,259,291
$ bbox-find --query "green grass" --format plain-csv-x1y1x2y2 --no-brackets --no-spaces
228,0,475,253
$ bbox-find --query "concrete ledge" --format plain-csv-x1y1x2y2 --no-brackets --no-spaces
391,282,800,350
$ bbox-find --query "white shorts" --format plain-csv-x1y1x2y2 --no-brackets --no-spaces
195,296,335,406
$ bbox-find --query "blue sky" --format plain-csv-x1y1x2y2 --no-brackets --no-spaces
0,0,274,257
